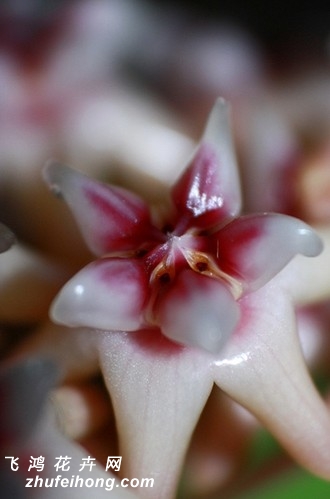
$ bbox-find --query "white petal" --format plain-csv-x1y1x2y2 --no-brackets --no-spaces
156,270,240,353
51,258,149,331
276,225,330,306
214,213,323,294
172,99,241,228
98,330,213,499
212,282,330,480
201,98,241,217
43,161,154,256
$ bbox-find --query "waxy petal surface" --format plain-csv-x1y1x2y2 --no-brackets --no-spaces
51,258,149,331
212,282,330,480
43,161,156,256
39,95,330,499
171,99,241,229
156,270,240,353
98,330,214,499
213,213,323,293
275,225,330,306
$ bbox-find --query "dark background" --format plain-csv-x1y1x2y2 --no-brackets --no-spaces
148,0,330,65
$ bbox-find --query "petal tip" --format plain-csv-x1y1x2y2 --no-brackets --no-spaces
298,226,324,257
214,96,230,113
49,290,75,328
42,159,69,199
49,259,149,332
204,97,231,141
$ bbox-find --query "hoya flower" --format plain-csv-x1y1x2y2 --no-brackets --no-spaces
44,100,330,498
43,100,320,353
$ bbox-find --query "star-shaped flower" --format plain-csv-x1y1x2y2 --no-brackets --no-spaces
43,100,320,353
44,100,330,498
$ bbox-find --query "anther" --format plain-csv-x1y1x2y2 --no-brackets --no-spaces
196,261,208,272
159,273,171,284
135,248,148,258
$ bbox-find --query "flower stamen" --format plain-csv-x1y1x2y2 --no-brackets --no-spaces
182,248,244,299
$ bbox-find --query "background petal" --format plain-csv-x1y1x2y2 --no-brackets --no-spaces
0,223,15,253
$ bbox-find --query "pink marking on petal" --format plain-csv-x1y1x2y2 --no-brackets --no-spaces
50,258,150,331
172,99,241,230
43,161,159,256
172,144,227,228
213,213,323,293
127,328,184,357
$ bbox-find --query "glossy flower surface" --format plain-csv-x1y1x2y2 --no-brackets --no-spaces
43,100,330,499
44,99,321,353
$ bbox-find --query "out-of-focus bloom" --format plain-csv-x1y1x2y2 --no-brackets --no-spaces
0,244,69,325
239,101,301,215
42,100,330,499
295,142,330,224
0,223,15,253
0,357,58,497
0,357,135,499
